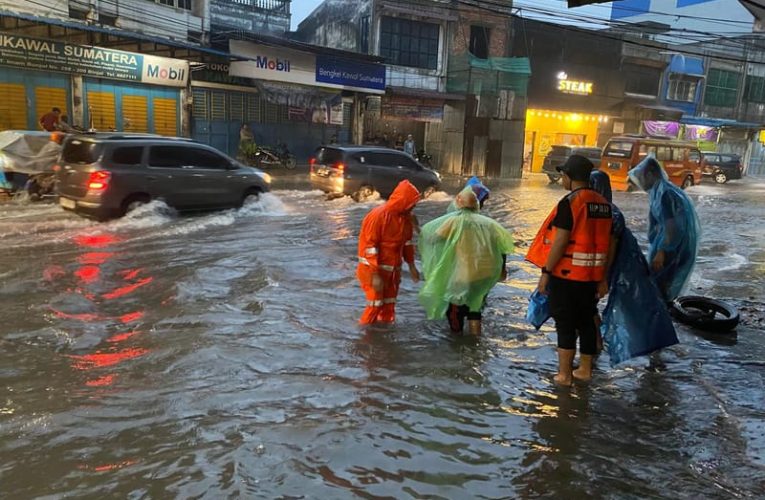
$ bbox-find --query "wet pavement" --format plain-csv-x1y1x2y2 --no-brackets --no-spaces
1,176,764,498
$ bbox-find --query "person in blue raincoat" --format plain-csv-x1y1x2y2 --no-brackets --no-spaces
590,170,678,365
447,176,490,213
629,156,701,302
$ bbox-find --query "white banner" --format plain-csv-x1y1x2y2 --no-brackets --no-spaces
229,40,316,87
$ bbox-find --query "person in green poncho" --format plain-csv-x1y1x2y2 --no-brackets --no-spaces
418,187,515,336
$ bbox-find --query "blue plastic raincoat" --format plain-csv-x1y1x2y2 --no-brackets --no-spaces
628,156,701,301
590,170,679,365
447,177,490,213
419,188,514,319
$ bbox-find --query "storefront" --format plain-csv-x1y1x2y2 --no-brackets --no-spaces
218,41,385,161
364,91,448,152
525,109,610,172
0,33,188,135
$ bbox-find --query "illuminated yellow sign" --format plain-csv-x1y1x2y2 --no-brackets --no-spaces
759,129,765,143
558,79,593,95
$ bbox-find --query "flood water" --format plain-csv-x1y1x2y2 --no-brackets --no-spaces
1,177,763,498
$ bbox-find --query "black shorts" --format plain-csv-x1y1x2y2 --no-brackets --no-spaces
548,277,599,355
447,304,482,332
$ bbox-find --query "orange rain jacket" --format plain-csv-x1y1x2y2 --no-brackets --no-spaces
357,180,421,324
526,188,612,282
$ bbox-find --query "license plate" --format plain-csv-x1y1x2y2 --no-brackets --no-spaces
59,197,76,210
316,168,329,177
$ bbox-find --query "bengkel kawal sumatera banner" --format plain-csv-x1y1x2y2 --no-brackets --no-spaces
0,33,189,87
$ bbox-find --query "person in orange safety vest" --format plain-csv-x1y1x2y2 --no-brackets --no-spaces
357,180,422,325
526,155,612,386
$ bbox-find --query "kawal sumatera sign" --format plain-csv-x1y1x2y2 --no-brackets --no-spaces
0,34,188,87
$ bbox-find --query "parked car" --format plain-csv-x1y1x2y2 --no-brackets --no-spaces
542,145,602,183
701,152,743,184
309,146,441,200
56,133,271,221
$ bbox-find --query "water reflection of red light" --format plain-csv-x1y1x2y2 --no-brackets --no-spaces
121,269,142,281
78,460,137,472
69,348,149,370
102,277,153,300
78,252,114,265
85,374,115,387
52,308,99,322
74,265,101,284
73,234,120,248
120,311,145,324
43,265,66,282
107,331,140,343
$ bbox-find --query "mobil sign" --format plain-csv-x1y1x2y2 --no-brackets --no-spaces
229,40,315,86
141,54,189,87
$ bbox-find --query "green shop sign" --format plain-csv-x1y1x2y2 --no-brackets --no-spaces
0,33,189,87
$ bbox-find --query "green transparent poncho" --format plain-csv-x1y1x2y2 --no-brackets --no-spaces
418,208,514,319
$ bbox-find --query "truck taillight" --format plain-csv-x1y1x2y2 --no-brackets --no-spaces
309,157,316,173
87,171,111,191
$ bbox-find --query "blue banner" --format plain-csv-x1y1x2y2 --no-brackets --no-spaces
316,55,385,92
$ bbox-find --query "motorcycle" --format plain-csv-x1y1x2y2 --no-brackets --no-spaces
243,143,297,170
415,149,433,168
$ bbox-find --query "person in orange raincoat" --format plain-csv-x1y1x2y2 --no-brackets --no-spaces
357,180,422,325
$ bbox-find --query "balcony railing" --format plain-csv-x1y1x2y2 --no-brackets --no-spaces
221,0,290,13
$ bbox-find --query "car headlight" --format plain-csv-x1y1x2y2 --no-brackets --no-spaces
257,171,272,184
435,171,442,181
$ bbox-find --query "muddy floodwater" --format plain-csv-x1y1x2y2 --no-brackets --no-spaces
1,177,764,498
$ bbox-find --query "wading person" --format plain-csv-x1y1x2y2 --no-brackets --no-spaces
629,156,700,303
447,176,490,213
590,170,678,365
357,180,421,325
526,155,612,385
418,187,514,336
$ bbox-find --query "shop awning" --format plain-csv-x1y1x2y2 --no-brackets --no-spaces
680,116,763,128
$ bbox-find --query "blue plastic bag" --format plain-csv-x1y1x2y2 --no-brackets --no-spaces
526,290,551,330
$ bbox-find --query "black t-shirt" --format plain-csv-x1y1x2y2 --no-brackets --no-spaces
552,197,574,231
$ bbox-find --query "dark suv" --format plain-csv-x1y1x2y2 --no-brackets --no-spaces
701,152,743,184
56,134,271,220
309,146,441,200
542,146,602,183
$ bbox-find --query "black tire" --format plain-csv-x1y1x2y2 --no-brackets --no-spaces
714,171,728,184
283,156,297,170
681,176,694,190
352,185,376,202
670,296,740,333
239,188,262,208
546,174,561,183
121,194,151,216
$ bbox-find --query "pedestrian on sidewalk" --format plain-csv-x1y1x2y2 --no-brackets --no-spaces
404,134,416,157
418,187,514,336
526,155,612,385
356,180,421,325
39,108,61,132
629,156,700,302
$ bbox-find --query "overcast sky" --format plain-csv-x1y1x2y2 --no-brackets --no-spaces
289,0,610,31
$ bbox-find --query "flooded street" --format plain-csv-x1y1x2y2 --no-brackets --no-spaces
1,177,764,498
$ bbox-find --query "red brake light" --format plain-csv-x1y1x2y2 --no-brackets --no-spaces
335,163,345,172
52,164,61,172
309,157,316,166
87,171,111,191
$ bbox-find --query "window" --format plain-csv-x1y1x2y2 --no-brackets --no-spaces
63,140,103,164
604,141,634,158
111,146,143,166
624,64,660,96
656,146,672,161
396,154,420,170
705,68,739,108
671,148,685,161
689,150,701,163
155,0,191,10
469,25,490,59
379,16,440,70
745,75,765,103
149,146,187,168
667,75,698,102
192,148,230,169
639,144,657,158
316,148,344,165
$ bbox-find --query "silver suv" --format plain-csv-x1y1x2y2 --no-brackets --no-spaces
56,134,271,220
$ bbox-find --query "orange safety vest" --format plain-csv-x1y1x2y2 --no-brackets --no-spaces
526,188,612,282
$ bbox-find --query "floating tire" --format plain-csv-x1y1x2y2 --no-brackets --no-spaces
670,296,740,333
